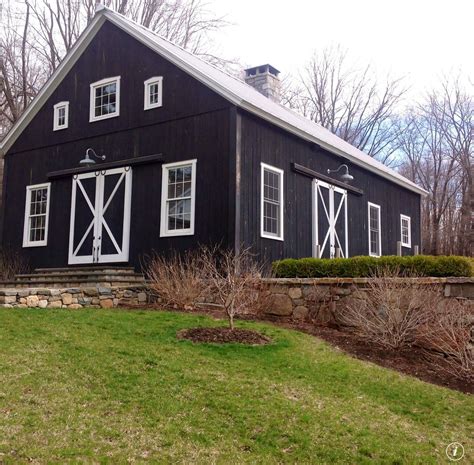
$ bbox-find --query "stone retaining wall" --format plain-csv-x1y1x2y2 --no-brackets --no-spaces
1,278,473,323
0,285,148,308
258,277,474,324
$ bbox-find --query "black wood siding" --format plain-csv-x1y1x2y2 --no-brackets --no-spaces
2,21,233,269
238,110,422,263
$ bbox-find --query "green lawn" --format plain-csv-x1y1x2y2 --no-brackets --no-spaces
0,309,472,464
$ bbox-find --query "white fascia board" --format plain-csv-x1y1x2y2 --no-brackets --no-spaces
0,14,107,156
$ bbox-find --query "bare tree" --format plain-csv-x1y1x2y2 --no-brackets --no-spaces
284,45,406,165
202,247,264,330
397,77,473,255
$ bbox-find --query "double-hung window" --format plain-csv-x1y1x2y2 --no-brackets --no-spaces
400,214,411,248
53,101,69,130
89,76,120,122
368,202,381,257
23,183,51,247
144,76,163,110
261,163,284,241
160,160,197,237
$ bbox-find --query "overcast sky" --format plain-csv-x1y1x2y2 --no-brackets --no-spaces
210,0,473,97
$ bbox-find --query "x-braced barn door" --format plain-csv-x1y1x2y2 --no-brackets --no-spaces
68,167,132,264
312,179,348,258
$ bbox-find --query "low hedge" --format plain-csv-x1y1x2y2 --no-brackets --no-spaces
272,255,473,278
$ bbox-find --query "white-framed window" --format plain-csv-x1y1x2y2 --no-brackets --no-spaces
53,101,69,131
23,183,51,248
89,76,120,122
160,159,197,237
144,76,163,110
400,214,411,248
368,202,381,257
261,163,284,241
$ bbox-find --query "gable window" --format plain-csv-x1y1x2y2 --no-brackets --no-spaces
368,202,381,257
160,159,197,237
261,163,284,241
400,214,411,248
144,76,163,110
53,101,69,130
89,76,120,122
23,183,51,247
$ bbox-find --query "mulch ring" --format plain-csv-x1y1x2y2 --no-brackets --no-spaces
282,321,473,395
178,327,271,345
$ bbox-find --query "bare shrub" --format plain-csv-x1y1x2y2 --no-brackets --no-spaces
0,248,30,280
421,300,473,381
338,269,442,350
144,249,210,310
202,247,264,330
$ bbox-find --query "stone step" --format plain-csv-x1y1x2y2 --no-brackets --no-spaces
0,276,146,289
16,270,143,281
33,266,136,275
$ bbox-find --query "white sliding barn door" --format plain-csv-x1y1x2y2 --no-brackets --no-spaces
68,167,132,264
312,180,348,258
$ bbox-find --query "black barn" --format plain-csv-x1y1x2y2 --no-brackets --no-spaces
0,6,426,270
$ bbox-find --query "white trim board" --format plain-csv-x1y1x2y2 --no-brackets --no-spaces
0,7,427,197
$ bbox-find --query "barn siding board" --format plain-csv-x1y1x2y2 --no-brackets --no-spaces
238,111,421,263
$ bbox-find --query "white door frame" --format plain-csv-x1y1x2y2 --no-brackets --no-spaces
68,167,132,264
312,179,348,258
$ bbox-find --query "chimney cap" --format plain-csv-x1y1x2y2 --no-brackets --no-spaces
244,64,280,78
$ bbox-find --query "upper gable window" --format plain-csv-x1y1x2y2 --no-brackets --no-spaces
144,77,163,110
53,101,69,131
89,76,121,122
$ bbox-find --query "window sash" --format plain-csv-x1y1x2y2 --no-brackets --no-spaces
53,102,69,130
160,160,196,237
261,163,284,240
401,215,411,247
89,77,120,122
23,184,50,247
368,203,381,256
144,77,163,110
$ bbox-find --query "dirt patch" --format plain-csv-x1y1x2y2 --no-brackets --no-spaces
282,322,473,395
178,327,271,345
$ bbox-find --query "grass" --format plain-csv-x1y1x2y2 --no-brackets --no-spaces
0,309,472,464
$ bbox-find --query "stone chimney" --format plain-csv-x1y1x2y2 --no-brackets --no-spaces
244,64,281,103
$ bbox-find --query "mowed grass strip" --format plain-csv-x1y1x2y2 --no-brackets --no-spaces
0,309,472,464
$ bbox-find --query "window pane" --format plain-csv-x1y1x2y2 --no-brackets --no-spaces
93,81,118,117
262,167,281,236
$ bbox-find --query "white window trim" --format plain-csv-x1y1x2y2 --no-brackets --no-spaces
53,101,69,131
260,162,284,241
144,76,163,110
400,214,412,248
89,76,121,122
22,183,51,248
160,159,197,237
368,201,382,257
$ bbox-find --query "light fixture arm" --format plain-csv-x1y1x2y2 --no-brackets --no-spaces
85,148,106,162
327,164,349,176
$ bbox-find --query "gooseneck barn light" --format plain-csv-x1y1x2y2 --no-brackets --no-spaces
79,148,106,167
327,164,354,182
